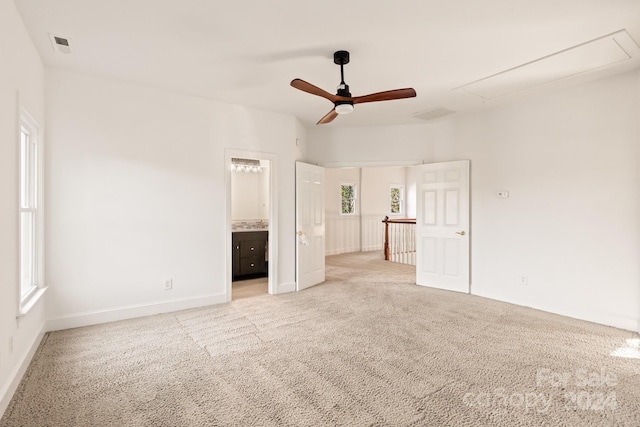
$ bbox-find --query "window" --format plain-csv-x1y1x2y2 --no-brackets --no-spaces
341,183,357,215
390,185,404,215
19,109,43,312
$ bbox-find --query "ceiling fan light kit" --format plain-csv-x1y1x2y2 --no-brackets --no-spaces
291,50,416,124
335,103,354,115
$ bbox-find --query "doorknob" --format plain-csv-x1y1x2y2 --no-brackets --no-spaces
455,231,466,236
298,230,309,246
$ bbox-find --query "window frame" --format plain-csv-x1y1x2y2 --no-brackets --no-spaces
390,184,404,216
18,107,46,316
340,183,357,216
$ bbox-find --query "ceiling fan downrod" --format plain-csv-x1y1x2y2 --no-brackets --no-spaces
333,50,352,112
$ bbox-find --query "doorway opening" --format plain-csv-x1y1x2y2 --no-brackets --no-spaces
324,163,418,282
225,150,278,301
300,160,469,294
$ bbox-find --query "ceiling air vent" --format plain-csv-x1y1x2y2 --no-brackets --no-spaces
48,34,73,54
414,107,456,121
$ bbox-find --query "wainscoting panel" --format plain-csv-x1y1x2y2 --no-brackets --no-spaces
361,215,384,252
325,214,385,255
325,214,361,255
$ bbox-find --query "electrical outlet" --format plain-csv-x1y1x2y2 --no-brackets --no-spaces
519,275,528,285
164,279,173,290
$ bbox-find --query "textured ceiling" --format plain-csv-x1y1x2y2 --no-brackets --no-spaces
15,0,640,127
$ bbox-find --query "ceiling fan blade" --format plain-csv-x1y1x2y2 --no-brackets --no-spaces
316,108,338,125
291,79,337,103
352,88,417,104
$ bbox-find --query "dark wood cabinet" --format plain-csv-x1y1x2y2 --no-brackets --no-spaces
232,231,268,280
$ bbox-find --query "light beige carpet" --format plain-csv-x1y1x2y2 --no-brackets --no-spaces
2,251,639,426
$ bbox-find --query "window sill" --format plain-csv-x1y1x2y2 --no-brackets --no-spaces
17,286,48,318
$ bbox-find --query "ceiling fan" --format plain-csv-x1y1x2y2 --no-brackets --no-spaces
291,50,417,125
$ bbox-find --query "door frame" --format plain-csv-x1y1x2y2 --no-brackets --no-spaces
320,159,470,292
225,148,278,302
321,160,421,259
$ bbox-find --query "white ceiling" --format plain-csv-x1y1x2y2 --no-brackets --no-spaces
15,0,640,127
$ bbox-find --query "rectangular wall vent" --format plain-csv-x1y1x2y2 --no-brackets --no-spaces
455,30,639,101
48,34,73,54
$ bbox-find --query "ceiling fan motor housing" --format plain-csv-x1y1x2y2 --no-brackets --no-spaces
335,83,353,114
336,83,352,98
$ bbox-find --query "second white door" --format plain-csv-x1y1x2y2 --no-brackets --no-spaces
415,160,470,293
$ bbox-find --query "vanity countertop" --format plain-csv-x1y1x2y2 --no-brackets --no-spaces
232,220,268,233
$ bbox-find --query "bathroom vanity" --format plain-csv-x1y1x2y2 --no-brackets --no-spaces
232,229,268,281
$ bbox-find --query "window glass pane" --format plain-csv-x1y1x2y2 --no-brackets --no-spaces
390,187,402,214
20,211,35,297
21,130,29,208
342,199,355,214
341,184,355,214
19,111,40,306
31,135,37,209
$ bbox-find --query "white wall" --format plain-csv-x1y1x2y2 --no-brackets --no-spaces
324,166,412,255
45,69,305,329
406,166,418,218
309,70,640,332
361,166,407,216
432,70,640,331
324,168,361,255
308,123,435,166
0,0,46,414
361,167,408,251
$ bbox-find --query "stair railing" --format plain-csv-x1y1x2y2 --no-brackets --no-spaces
382,216,416,265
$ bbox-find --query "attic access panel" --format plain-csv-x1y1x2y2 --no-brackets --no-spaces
456,30,639,101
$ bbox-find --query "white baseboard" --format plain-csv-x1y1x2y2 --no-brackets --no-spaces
325,248,364,256
0,329,45,419
472,288,640,332
277,282,296,294
46,293,227,332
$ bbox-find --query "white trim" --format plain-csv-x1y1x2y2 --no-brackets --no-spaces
325,248,363,256
45,293,226,332
17,102,45,315
472,288,640,332
0,330,45,419
225,148,278,300
17,286,48,317
320,160,421,168
277,282,296,294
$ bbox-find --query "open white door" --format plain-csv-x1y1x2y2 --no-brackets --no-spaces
416,160,470,293
296,162,325,291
